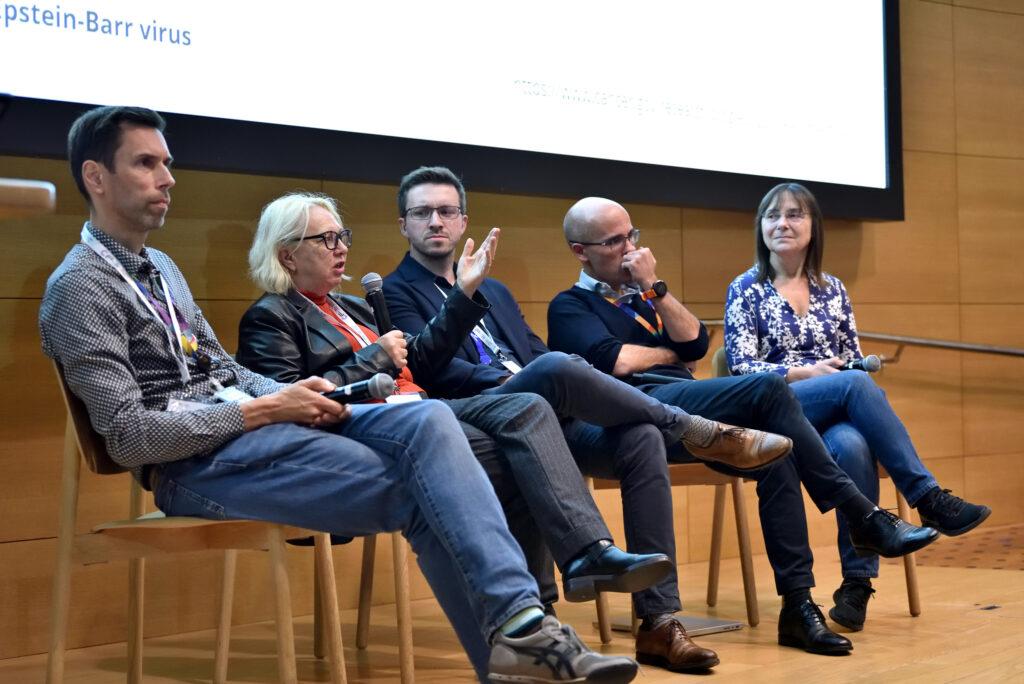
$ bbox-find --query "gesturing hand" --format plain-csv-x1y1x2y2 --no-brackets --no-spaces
456,227,500,297
375,330,408,371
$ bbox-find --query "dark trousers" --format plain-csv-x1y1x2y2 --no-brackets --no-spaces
445,392,611,607
644,372,862,595
487,352,687,617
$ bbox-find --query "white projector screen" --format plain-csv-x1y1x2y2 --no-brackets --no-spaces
0,0,901,217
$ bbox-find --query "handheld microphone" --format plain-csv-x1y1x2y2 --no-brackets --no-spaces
842,354,882,373
360,272,394,333
323,373,396,404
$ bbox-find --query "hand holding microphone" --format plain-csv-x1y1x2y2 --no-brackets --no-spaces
360,272,393,333
841,354,882,373
322,373,397,404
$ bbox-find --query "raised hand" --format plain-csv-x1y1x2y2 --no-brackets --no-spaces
456,227,501,296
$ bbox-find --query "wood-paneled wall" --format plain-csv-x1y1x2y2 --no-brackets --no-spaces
1,0,1022,659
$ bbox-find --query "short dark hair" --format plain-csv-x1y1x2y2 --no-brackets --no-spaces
67,106,167,202
754,182,825,286
397,166,466,216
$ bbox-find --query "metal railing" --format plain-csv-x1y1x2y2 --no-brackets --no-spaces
702,319,1024,364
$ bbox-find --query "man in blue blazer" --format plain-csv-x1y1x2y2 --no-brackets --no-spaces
382,166,793,673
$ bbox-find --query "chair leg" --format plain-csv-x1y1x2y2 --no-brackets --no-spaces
127,558,145,684
314,533,347,684
46,420,81,684
391,532,415,684
730,478,760,627
594,592,613,644
213,549,238,684
355,535,377,650
268,526,298,684
895,488,922,617
314,558,325,660
707,483,726,607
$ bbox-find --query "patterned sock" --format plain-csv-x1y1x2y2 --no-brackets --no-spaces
682,415,718,447
500,607,545,638
640,612,676,631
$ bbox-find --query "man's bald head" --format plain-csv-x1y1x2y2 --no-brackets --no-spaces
563,197,628,244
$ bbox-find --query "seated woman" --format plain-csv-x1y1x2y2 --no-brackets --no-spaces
724,182,990,631
235,192,675,670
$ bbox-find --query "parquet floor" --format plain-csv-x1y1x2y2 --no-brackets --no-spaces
5,526,1023,683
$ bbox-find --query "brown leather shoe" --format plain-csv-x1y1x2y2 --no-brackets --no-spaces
636,617,719,671
682,417,792,472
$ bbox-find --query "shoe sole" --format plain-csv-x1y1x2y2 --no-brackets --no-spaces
853,527,939,558
778,633,853,655
489,660,638,683
690,436,792,473
636,651,720,671
827,606,864,632
563,557,673,603
924,505,992,537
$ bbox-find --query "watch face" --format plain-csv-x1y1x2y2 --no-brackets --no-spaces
653,280,668,297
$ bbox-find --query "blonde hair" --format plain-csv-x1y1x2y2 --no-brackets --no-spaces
248,192,343,294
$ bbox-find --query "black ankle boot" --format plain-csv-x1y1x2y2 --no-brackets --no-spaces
828,579,875,631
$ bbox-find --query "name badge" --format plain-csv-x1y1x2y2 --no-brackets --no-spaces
214,386,255,403
167,398,210,413
385,392,424,404
501,359,523,374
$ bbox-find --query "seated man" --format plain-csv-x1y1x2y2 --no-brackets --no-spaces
547,196,939,653
39,105,640,684
382,167,791,673
235,191,673,614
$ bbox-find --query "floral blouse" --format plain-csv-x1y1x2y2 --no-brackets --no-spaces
724,265,863,377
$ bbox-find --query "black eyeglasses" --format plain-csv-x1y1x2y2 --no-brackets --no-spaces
404,205,463,221
762,210,807,223
299,229,352,250
572,228,640,249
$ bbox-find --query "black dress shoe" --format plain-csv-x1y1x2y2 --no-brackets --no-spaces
849,508,938,558
828,579,875,632
917,487,992,536
561,541,673,602
778,598,853,655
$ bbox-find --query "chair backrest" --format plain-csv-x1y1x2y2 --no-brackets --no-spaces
52,361,128,475
711,346,730,379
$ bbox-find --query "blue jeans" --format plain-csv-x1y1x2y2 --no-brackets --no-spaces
485,352,688,617
791,371,938,579
153,400,539,680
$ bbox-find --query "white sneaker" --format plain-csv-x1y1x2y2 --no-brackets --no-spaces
489,616,638,683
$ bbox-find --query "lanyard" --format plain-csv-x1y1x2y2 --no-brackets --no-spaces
433,283,504,357
304,293,374,349
606,295,664,339
81,224,192,385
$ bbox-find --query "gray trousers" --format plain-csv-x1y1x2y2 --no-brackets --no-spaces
444,391,612,606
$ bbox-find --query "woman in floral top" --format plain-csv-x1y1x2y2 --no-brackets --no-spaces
724,182,990,631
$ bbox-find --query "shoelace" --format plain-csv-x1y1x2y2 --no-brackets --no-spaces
837,583,875,613
875,508,903,527
928,489,966,516
798,600,828,626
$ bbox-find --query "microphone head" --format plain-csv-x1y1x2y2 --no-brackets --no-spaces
367,373,397,399
862,354,882,372
360,272,383,293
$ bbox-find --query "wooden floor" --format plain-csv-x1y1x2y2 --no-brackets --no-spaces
6,528,1024,683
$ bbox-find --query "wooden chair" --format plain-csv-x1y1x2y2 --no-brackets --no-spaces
710,347,921,616
47,363,345,683
589,463,760,643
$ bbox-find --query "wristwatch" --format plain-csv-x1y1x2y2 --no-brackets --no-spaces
640,280,668,301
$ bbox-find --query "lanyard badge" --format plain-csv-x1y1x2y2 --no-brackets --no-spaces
606,296,664,338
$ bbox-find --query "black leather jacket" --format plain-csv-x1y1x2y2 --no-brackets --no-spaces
236,286,490,388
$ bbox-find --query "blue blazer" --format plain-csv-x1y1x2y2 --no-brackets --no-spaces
383,252,549,399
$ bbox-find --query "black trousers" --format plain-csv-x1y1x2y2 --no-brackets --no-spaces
645,372,861,595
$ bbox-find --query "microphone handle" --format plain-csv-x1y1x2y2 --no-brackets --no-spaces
365,288,393,332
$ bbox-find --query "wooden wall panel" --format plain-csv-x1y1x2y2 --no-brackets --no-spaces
954,6,1024,157
952,1,1024,18
957,156,1024,303
900,0,956,153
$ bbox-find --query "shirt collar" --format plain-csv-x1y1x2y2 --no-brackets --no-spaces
86,221,157,280
575,269,642,302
